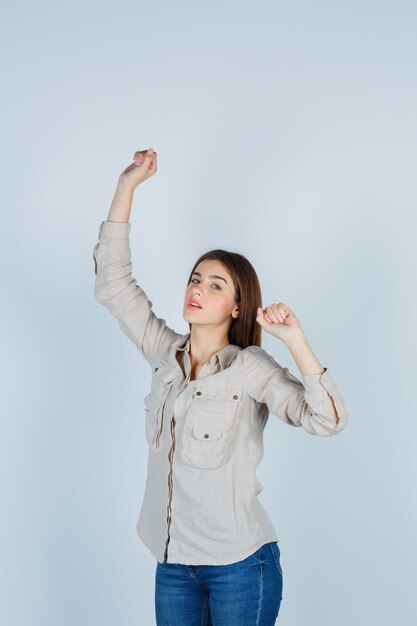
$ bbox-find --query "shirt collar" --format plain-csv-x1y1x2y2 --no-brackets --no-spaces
174,333,241,370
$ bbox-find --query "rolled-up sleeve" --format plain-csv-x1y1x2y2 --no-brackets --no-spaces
93,220,181,367
241,346,349,437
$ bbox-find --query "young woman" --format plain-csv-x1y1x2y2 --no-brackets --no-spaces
93,148,349,626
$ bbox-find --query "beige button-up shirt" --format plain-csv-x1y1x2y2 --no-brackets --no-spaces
93,220,349,566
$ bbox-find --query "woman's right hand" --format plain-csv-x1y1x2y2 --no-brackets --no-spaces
118,148,157,191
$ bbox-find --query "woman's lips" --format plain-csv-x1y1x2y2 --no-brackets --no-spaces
187,303,202,310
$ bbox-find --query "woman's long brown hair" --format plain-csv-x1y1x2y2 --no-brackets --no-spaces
185,249,263,349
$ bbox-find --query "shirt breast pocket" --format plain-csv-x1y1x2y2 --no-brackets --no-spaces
143,360,176,453
143,392,167,452
181,384,243,470
143,360,175,452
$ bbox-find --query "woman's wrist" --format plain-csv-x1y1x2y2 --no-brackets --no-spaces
282,328,306,348
106,180,134,223
283,330,325,375
117,174,137,194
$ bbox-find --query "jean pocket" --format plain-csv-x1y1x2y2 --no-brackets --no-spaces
268,542,283,577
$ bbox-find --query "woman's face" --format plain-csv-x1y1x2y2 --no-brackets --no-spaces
183,259,239,327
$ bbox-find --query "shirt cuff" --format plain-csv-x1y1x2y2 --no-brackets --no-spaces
300,367,338,395
98,219,131,239
301,367,348,431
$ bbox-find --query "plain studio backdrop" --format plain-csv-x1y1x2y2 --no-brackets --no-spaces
1,1,416,625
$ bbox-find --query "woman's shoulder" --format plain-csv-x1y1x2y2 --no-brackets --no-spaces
239,344,267,357
237,344,284,374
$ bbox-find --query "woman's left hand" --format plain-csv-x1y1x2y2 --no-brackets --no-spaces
256,302,303,343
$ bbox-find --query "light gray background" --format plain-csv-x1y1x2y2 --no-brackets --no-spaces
1,1,416,624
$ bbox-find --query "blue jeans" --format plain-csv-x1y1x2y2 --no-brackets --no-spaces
154,541,283,625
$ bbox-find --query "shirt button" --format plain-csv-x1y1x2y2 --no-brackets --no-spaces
155,367,159,372
204,433,209,438
233,394,238,400
196,391,202,396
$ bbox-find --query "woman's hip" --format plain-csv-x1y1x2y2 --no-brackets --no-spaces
155,541,284,625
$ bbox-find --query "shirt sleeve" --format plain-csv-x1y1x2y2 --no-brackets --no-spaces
93,220,182,367
241,346,349,437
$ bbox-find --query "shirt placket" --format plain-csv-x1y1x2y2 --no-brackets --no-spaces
163,351,191,561
163,346,218,561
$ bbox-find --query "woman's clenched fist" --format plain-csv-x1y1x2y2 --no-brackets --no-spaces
118,148,158,191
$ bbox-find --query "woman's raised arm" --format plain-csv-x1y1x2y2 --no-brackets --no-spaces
93,149,183,368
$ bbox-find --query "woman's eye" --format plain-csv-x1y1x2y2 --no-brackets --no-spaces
191,278,221,290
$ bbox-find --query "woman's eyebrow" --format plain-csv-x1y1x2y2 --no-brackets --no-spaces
192,271,228,285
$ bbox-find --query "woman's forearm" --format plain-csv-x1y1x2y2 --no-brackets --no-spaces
105,148,157,222
285,331,339,424
284,331,324,376
106,180,135,223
